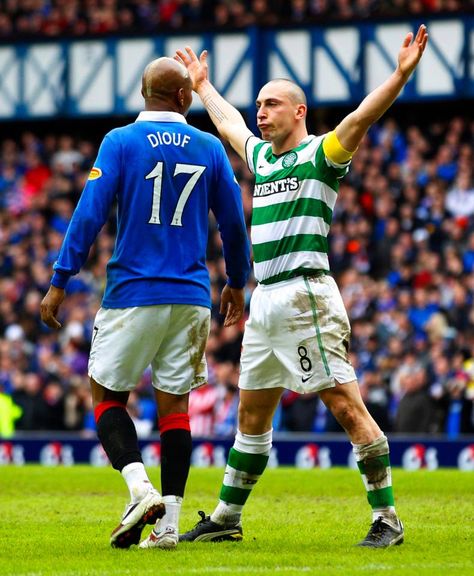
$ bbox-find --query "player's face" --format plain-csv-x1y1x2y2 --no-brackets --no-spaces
256,83,300,143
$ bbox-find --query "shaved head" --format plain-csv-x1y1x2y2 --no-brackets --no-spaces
141,57,193,113
255,78,308,154
262,79,307,106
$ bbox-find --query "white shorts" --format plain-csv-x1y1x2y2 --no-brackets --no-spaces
88,304,210,395
239,274,356,394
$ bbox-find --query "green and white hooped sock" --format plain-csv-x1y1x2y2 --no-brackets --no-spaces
211,429,272,527
352,434,398,527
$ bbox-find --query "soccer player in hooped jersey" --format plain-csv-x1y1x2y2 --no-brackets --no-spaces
40,57,250,549
176,24,428,548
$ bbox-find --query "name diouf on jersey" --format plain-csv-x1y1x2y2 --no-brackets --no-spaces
254,177,299,197
147,131,191,148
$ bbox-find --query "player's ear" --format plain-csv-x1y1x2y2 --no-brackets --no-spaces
296,103,306,120
177,87,185,107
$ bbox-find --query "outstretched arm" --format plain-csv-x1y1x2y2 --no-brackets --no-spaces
335,25,429,154
175,47,253,161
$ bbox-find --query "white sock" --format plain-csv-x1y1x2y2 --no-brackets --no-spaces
121,462,152,503
211,501,243,526
157,495,182,532
234,428,272,455
373,507,398,527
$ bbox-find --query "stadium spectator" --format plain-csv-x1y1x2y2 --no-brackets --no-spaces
176,24,428,548
188,381,218,436
0,382,22,437
39,56,250,551
212,360,240,436
393,355,437,432
12,371,50,430
280,389,321,432
445,170,474,218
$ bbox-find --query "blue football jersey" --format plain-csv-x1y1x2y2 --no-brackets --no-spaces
52,111,250,308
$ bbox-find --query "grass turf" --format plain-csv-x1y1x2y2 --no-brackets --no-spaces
0,465,472,576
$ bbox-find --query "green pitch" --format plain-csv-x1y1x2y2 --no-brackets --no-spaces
0,466,472,576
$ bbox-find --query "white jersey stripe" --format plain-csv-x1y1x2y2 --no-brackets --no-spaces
251,215,330,245
253,179,338,210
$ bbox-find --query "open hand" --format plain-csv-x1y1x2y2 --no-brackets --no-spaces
175,46,209,92
398,24,429,78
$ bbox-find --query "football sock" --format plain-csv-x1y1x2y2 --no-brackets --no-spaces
352,434,398,527
157,495,183,532
94,401,142,472
121,462,153,504
159,413,192,498
211,429,272,526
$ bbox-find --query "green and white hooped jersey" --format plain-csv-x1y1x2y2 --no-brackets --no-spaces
245,134,350,285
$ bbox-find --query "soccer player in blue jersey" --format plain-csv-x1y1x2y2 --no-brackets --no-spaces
176,25,428,548
40,56,251,550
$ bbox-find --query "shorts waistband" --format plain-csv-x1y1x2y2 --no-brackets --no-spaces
257,269,330,289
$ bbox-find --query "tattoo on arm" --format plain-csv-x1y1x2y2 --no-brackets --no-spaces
202,94,227,124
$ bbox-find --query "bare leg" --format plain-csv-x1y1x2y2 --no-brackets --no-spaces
320,380,402,544
238,387,284,434
318,380,381,443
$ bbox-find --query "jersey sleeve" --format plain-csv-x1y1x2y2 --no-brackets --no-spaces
51,132,121,288
319,132,351,178
210,143,251,289
245,135,265,175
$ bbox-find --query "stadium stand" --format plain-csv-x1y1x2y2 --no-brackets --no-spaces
1,106,473,437
0,0,472,39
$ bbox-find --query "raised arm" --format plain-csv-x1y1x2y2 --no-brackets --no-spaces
335,25,429,154
175,47,253,161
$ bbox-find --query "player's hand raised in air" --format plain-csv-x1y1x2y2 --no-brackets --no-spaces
398,24,428,79
175,47,208,92
220,284,245,327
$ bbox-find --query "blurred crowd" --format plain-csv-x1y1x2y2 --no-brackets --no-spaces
0,0,472,38
0,108,473,439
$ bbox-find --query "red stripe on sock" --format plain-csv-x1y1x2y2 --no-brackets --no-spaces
94,400,126,424
159,413,190,434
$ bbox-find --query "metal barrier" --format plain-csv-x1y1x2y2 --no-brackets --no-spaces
1,17,472,121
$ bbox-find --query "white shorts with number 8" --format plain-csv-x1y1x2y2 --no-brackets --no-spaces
239,275,356,394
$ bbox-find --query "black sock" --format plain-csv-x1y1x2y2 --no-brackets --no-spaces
160,428,192,497
96,406,142,471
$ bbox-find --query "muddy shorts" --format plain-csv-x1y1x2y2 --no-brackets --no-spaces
239,275,356,393
88,304,210,394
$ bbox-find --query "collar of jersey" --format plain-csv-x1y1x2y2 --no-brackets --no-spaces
136,111,187,123
264,134,315,163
